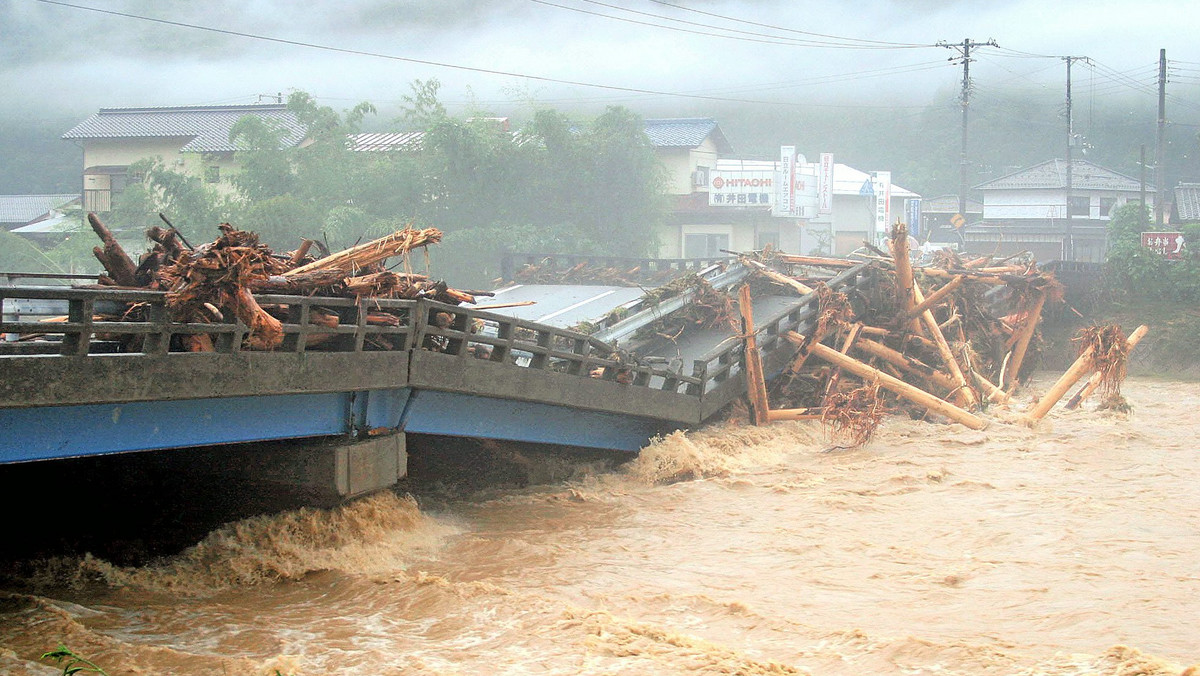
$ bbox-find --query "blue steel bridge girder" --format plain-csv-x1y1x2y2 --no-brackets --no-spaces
0,386,669,463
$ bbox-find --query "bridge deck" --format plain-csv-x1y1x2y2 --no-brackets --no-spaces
0,261,874,462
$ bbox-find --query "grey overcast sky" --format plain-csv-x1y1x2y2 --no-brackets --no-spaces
4,0,1199,116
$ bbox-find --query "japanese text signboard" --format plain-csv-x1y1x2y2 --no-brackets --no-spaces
708,170,774,207
1141,232,1185,259
818,153,834,214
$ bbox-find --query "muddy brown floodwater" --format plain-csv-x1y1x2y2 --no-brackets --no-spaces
1,376,1198,675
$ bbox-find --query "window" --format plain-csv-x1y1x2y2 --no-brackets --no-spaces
1068,196,1090,217
683,233,729,258
1099,197,1117,216
205,166,221,184
755,230,780,251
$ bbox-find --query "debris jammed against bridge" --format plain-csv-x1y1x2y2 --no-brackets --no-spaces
1,214,1079,498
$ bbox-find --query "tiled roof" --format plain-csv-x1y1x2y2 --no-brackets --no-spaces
0,194,79,224
62,104,306,152
643,118,733,152
921,194,982,213
974,159,1149,192
1177,183,1200,221
347,120,734,153
348,132,425,151
830,163,917,198
10,212,75,234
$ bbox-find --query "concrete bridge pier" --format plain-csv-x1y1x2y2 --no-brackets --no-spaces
210,433,408,506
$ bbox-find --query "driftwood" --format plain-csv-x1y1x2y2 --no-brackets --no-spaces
774,254,860,269
1004,291,1046,390
739,284,769,425
1064,324,1149,410
252,270,347,294
285,226,443,277
766,408,823,422
787,331,987,430
744,258,814,295
912,276,978,409
88,212,138,287
904,275,964,320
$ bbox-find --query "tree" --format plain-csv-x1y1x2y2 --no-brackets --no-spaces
109,158,231,243
1105,201,1200,302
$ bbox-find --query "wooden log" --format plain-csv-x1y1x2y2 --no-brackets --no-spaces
438,288,477,304
904,275,964,320
1025,345,1097,422
766,408,823,422
772,254,859,269
972,370,1011,404
87,212,138,287
181,334,215,352
919,268,1016,285
821,323,862,399
891,222,916,316
787,331,987,430
284,226,443,277
231,287,283,350
365,312,401,327
1064,325,1149,409
289,239,315,266
912,277,978,409
251,270,346,294
1003,290,1046,390
740,284,769,425
744,258,814,295
785,315,839,375
853,337,960,393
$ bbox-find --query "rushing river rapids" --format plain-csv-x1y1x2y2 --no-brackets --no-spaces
1,376,1198,675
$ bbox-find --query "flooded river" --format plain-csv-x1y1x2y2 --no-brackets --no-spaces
1,376,1197,674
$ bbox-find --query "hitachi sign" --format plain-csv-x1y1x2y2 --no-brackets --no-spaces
711,176,773,189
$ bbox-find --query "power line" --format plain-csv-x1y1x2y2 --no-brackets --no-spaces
640,0,933,48
526,0,842,48
573,0,922,49
33,0,920,109
938,37,998,220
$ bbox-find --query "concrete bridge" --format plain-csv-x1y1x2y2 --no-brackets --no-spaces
0,259,873,502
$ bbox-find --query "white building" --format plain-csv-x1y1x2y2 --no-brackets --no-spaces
644,117,919,258
968,159,1153,262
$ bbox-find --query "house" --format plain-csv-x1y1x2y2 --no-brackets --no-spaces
966,159,1153,263
0,194,80,231
918,194,983,245
62,104,306,213
644,117,918,257
1174,183,1200,224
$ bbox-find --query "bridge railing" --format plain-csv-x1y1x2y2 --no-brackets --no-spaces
414,299,705,394
690,263,873,415
0,262,873,421
0,285,702,398
0,286,416,357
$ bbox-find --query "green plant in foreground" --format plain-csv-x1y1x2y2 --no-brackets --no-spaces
40,644,109,675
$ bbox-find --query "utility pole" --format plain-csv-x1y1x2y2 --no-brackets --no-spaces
1062,56,1090,261
1140,144,1148,229
1155,48,1167,227
939,38,998,227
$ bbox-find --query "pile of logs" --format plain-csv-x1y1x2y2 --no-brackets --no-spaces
83,213,479,351
736,222,1145,440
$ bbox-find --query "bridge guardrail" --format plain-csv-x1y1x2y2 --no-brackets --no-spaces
0,286,702,404
690,263,873,417
0,261,872,423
